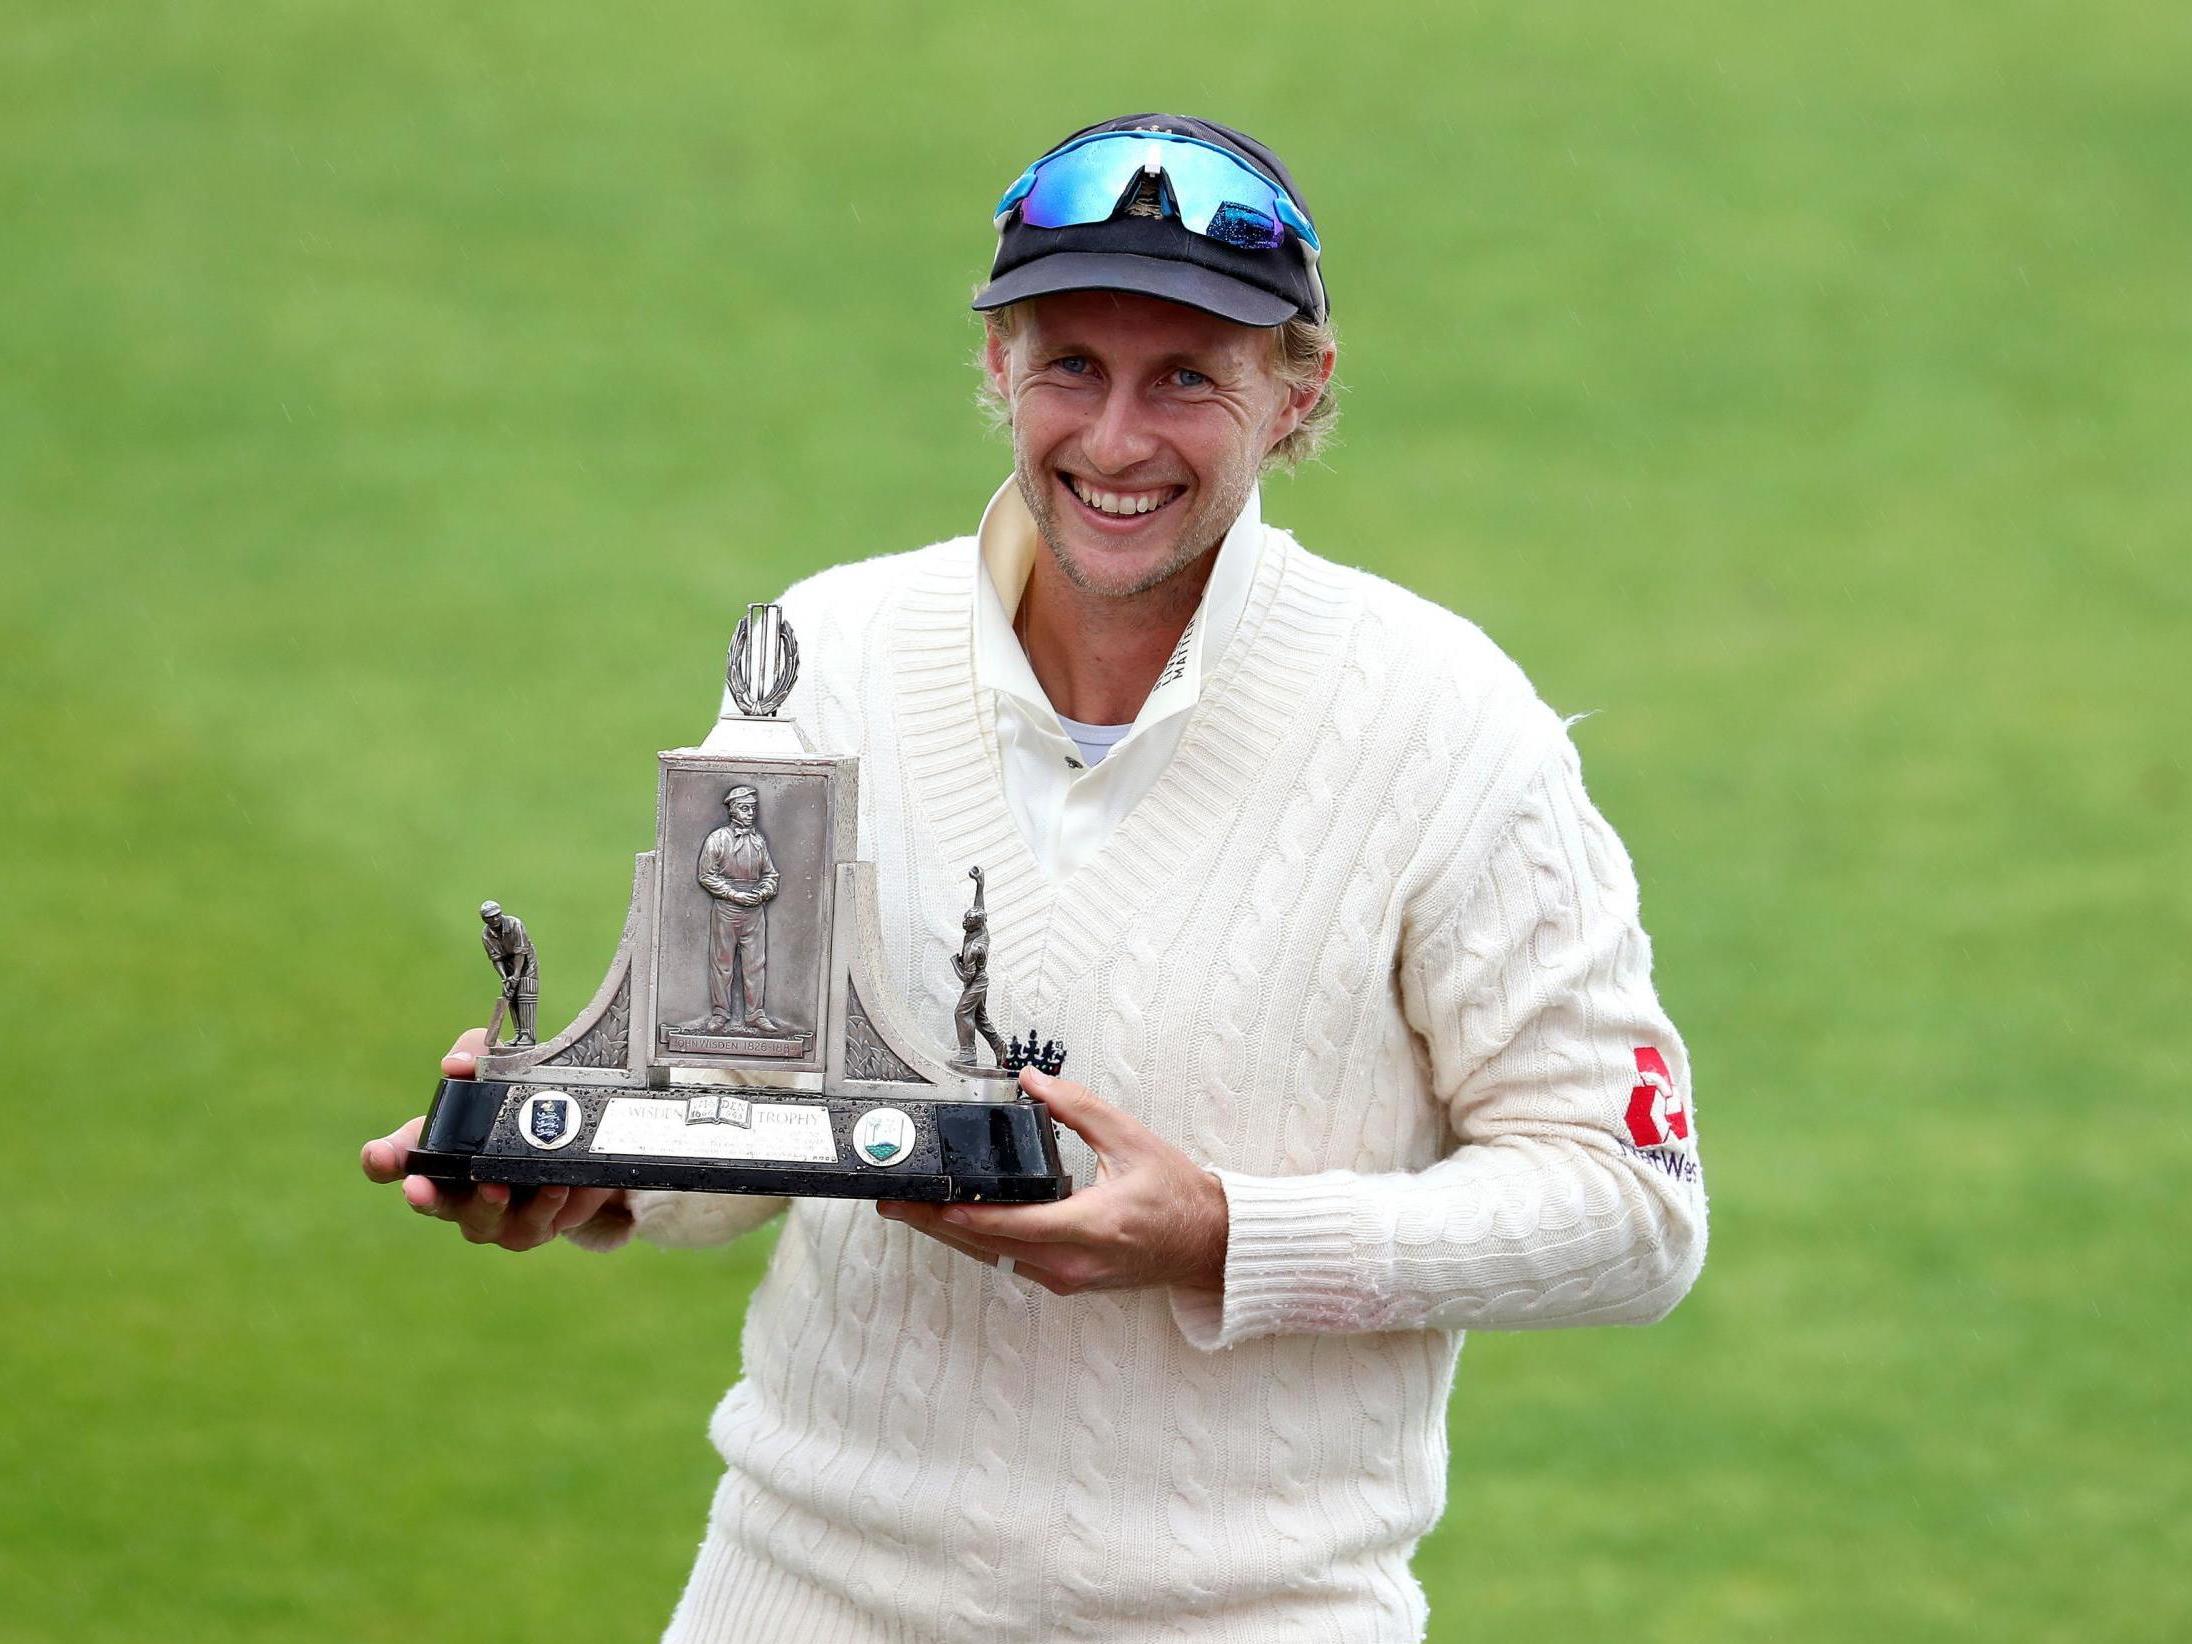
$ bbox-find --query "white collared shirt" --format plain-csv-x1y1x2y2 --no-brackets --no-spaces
973,477,1263,879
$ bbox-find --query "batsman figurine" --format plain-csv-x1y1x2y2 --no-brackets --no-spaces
479,901,539,1048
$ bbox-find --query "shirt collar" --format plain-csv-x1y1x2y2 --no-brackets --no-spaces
972,476,1263,738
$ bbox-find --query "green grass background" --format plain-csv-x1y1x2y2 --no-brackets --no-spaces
3,2,2186,1638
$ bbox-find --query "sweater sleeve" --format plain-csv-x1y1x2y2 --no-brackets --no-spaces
563,1190,788,1253
1169,735,1707,1350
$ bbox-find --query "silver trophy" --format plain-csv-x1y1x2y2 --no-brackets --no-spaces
406,604,1070,1203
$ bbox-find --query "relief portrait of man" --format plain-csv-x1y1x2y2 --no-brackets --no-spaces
684,784,782,1034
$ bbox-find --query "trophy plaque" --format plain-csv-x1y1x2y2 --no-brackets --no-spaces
406,605,1071,1205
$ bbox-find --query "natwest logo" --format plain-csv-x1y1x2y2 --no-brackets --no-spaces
1624,1046,1692,1152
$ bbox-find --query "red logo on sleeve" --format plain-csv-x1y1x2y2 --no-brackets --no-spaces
1625,1046,1692,1151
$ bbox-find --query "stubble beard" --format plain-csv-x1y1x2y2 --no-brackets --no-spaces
1013,437,1258,605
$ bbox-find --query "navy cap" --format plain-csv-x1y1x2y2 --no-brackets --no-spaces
973,113,1326,326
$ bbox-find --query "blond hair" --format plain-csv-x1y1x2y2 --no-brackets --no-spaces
977,302,1339,470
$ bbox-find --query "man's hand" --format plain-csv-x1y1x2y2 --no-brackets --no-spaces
359,1028,626,1252
878,1070,1228,1296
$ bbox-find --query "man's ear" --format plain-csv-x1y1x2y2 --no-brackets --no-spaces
983,326,1013,402
1267,343,1336,450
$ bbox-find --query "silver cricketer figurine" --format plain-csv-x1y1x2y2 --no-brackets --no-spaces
949,866,1007,1071
479,900,539,1047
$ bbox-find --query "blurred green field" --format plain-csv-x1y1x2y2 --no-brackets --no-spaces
3,2,2187,1639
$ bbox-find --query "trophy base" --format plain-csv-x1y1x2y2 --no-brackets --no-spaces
404,1077,1072,1205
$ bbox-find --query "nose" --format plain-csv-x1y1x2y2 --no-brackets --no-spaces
1080,379,1161,476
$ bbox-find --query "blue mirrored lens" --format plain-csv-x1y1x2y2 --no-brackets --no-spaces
1006,133,1314,254
1145,141,1286,249
1017,144,1147,229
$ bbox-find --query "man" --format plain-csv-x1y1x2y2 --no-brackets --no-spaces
364,114,1707,1642
686,785,781,1034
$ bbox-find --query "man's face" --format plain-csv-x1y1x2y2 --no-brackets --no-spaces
729,796,756,828
985,291,1321,601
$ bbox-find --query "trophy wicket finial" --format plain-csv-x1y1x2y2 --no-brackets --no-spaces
727,602,800,717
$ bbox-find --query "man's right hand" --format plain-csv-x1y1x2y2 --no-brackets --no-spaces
360,1028,627,1252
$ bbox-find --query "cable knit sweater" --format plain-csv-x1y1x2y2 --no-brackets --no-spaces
598,524,1707,1643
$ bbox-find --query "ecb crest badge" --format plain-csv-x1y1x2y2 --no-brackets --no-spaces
519,1091,581,1151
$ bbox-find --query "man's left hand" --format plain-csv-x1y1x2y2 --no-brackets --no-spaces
878,1070,1228,1296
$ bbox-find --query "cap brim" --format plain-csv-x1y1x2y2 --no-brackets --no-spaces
971,251,1297,326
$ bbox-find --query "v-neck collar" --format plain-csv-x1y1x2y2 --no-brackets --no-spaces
971,476,1266,745
888,522,1357,1007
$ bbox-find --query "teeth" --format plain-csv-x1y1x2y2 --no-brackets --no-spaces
1069,476,1176,517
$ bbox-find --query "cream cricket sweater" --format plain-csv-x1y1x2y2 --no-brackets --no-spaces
596,524,1708,1643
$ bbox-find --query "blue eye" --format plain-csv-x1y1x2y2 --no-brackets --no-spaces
1175,368,1209,388
1054,355,1091,374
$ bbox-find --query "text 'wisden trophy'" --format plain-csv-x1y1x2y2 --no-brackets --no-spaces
406,605,1071,1204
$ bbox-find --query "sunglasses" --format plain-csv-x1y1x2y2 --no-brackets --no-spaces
995,131,1324,313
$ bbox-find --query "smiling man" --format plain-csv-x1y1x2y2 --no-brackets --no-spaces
364,113,1707,1643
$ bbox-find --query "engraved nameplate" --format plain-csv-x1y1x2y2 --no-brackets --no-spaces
590,1097,839,1163
659,1029,816,1059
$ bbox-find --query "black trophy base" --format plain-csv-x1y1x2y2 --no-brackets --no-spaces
404,1077,1071,1204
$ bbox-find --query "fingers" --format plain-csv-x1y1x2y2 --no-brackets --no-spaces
549,1187,623,1233
442,1025,491,1079
893,1216,1001,1267
499,1185,572,1247
877,1202,1070,1286
880,1203,1077,1271
399,1171,462,1222
924,1191,1113,1246
452,1183,515,1245
375,1029,612,1253
402,1176,613,1251
1018,1069,1143,1157
394,1172,569,1252
878,1199,998,1255
361,1116,427,1184
448,1182,547,1250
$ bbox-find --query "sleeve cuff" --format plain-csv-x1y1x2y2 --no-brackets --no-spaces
1169,1168,1384,1351
560,1190,791,1252
561,1197,639,1253
629,1189,790,1249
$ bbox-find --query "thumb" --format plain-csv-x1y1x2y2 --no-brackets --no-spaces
1018,1069,1145,1159
442,1025,490,1079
